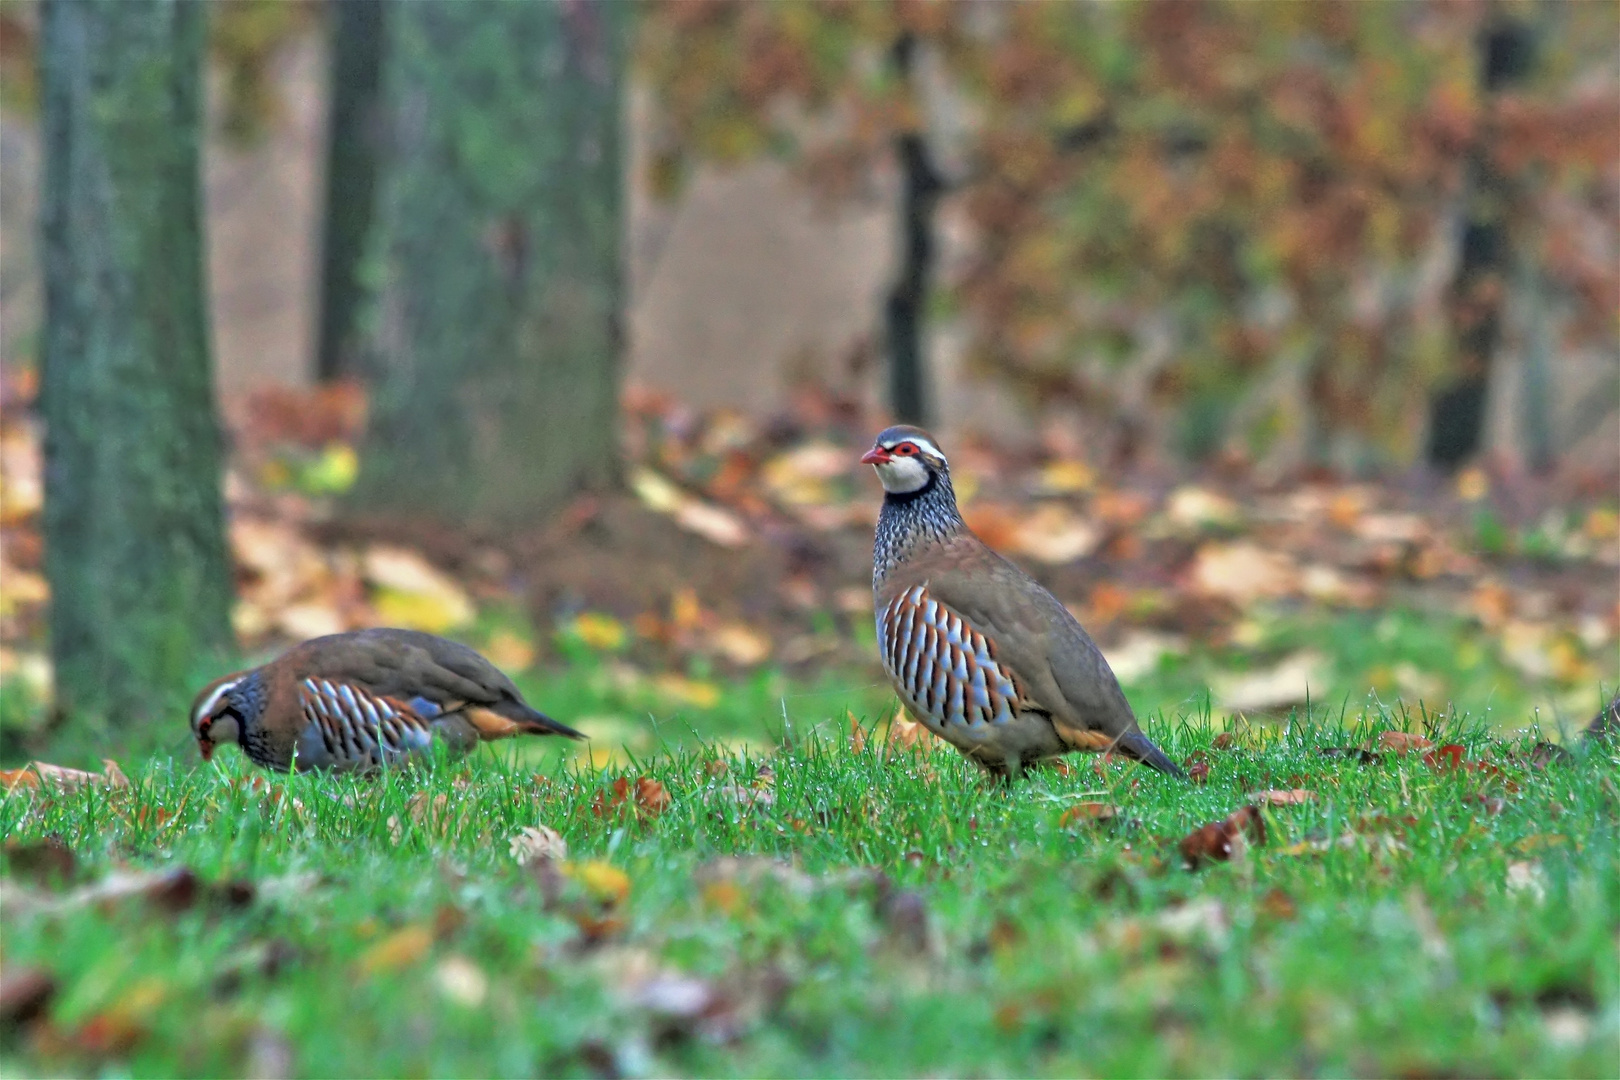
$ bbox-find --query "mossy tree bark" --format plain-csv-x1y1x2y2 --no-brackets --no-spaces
39,0,234,725
351,1,625,528
1426,14,1535,470
315,0,386,384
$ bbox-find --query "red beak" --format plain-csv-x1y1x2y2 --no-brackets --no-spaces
198,738,214,762
861,446,891,465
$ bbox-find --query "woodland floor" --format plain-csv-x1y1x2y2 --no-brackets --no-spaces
1,378,1617,1075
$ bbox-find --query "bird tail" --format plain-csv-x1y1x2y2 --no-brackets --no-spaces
464,705,586,741
1116,728,1185,778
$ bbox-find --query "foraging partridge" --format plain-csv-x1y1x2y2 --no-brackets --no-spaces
863,426,1182,778
190,628,582,772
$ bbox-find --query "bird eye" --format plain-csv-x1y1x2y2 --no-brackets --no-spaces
894,443,918,456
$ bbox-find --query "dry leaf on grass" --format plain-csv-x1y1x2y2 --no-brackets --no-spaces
356,925,433,977
592,777,672,821
1422,744,1465,771
1190,541,1299,602
1008,503,1101,565
0,759,129,793
1058,802,1117,828
3,838,76,884
1179,805,1266,870
2,867,253,919
1252,789,1314,806
363,545,475,633
0,968,55,1029
435,956,489,1008
1378,731,1434,755
1214,651,1327,712
631,468,749,547
509,825,568,865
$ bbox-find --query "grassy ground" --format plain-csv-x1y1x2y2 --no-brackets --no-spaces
2,600,1616,1077
3,699,1616,1077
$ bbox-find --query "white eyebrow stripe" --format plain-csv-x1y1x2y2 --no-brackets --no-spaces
888,436,943,459
193,678,240,723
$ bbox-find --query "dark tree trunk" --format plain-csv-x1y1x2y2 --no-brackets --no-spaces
315,0,387,383
884,32,942,427
351,0,625,527
38,0,233,726
1426,14,1535,469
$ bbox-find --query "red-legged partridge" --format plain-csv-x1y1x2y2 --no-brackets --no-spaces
189,628,582,772
863,425,1182,779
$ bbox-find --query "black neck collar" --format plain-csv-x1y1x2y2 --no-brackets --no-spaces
881,470,939,506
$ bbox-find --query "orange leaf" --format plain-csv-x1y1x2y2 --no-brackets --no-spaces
1179,805,1266,870
1252,789,1314,806
1058,802,1117,828
634,777,671,817
1378,732,1433,755
1422,744,1464,772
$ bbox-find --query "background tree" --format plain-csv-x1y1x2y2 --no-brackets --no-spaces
641,0,1618,469
315,0,386,384
38,0,233,725
350,0,626,528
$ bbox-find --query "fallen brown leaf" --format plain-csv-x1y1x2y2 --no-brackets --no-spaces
1257,887,1297,921
2,838,76,885
1058,802,1117,828
0,759,129,793
509,825,568,865
1378,732,1433,755
1179,805,1266,870
1423,744,1465,772
635,777,672,817
0,968,54,1028
357,925,434,976
1252,789,1314,806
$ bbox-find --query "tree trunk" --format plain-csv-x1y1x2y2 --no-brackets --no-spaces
1426,14,1534,469
884,32,941,427
315,0,387,384
351,0,625,528
38,0,233,726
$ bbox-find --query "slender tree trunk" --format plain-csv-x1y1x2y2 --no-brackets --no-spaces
351,0,625,528
1426,13,1534,469
38,0,233,726
315,0,386,383
884,32,941,427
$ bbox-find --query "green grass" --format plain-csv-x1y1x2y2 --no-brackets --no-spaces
2,602,1614,1075
2,703,1616,1077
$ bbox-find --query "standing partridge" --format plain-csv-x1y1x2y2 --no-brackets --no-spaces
862,425,1182,778
190,627,582,772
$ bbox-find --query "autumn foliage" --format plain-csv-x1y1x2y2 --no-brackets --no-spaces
641,0,1619,464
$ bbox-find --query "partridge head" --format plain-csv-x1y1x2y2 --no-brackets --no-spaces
190,627,582,772
863,425,1182,779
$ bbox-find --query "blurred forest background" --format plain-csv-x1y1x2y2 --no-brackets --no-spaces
0,0,1615,759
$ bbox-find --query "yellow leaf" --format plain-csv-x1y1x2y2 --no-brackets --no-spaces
569,612,626,652
567,861,631,905
303,443,358,494
364,546,474,631
1033,459,1094,495
485,629,536,670
1191,542,1299,602
653,674,721,709
357,925,433,976
374,589,471,634
710,622,771,666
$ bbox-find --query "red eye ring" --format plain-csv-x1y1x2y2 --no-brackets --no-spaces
893,443,918,456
